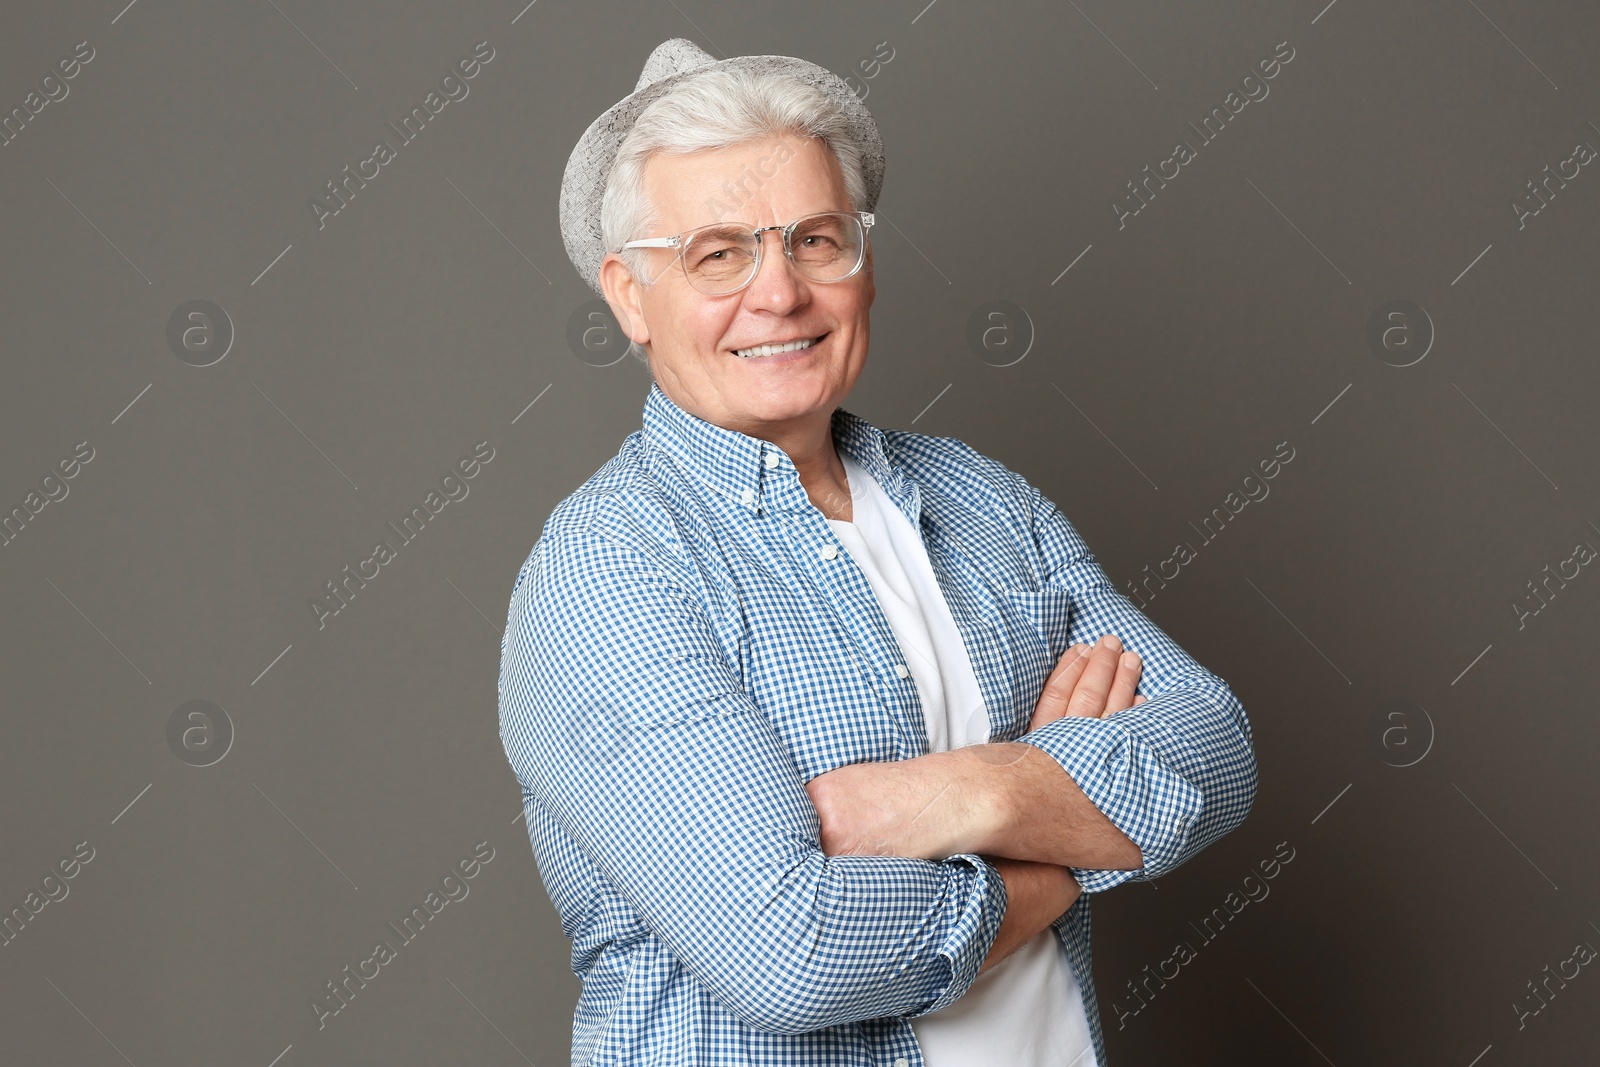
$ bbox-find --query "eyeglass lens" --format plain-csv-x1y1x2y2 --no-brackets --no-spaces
680,212,865,294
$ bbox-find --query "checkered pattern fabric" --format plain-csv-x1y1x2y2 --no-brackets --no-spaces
498,381,1256,1065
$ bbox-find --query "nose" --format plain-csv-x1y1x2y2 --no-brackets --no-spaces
742,227,807,312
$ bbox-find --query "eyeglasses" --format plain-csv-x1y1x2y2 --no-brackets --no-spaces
620,210,874,296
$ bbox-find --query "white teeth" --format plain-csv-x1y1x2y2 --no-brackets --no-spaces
733,337,819,359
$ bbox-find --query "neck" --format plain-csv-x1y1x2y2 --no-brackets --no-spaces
655,380,852,519
774,415,840,491
731,407,851,521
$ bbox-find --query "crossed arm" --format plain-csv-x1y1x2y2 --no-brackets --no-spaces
805,635,1151,972
804,459,1259,973
501,473,1255,1029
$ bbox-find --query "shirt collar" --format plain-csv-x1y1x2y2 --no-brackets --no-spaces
639,380,905,516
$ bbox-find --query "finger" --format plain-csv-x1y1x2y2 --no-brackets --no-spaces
1133,694,1148,705
1104,649,1142,714
1032,644,1091,727
1065,634,1122,717
1032,644,1093,725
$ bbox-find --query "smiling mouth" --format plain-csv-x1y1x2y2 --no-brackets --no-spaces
731,334,825,359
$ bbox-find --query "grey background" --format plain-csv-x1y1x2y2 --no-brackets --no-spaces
2,1,1596,1064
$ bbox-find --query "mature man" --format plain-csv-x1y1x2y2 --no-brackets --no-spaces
498,37,1256,1066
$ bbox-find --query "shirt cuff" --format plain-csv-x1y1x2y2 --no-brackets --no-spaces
903,852,1008,1017
1013,712,1204,892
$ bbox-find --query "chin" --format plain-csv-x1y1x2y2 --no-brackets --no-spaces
734,375,840,422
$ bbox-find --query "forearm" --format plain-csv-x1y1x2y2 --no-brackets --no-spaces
979,857,1080,974
1014,683,1254,887
806,741,1140,871
956,742,1144,870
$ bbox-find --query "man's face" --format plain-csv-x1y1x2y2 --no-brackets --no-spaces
600,134,875,439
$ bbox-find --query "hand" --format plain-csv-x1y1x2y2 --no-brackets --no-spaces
1028,634,1146,732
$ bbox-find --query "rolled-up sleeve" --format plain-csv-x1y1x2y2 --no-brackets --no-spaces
1001,469,1258,893
497,523,1009,1033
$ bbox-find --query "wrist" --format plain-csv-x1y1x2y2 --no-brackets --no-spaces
950,743,1028,856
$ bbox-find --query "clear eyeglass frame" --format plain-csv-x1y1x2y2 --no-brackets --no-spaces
619,210,875,295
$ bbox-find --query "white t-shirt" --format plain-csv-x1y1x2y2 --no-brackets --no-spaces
825,451,1098,1067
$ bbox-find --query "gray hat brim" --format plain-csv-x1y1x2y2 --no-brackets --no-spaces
559,39,885,296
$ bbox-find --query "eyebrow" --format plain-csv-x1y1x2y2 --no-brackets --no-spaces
680,208,853,231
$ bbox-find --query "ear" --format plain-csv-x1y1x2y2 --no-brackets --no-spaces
599,253,650,348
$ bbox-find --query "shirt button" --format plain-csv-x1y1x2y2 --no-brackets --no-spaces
764,452,780,469
894,1059,909,1067
894,664,909,679
740,487,755,505
820,543,838,560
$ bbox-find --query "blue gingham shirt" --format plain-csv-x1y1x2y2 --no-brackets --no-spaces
498,381,1257,1065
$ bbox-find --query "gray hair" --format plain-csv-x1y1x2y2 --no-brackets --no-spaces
600,65,872,368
